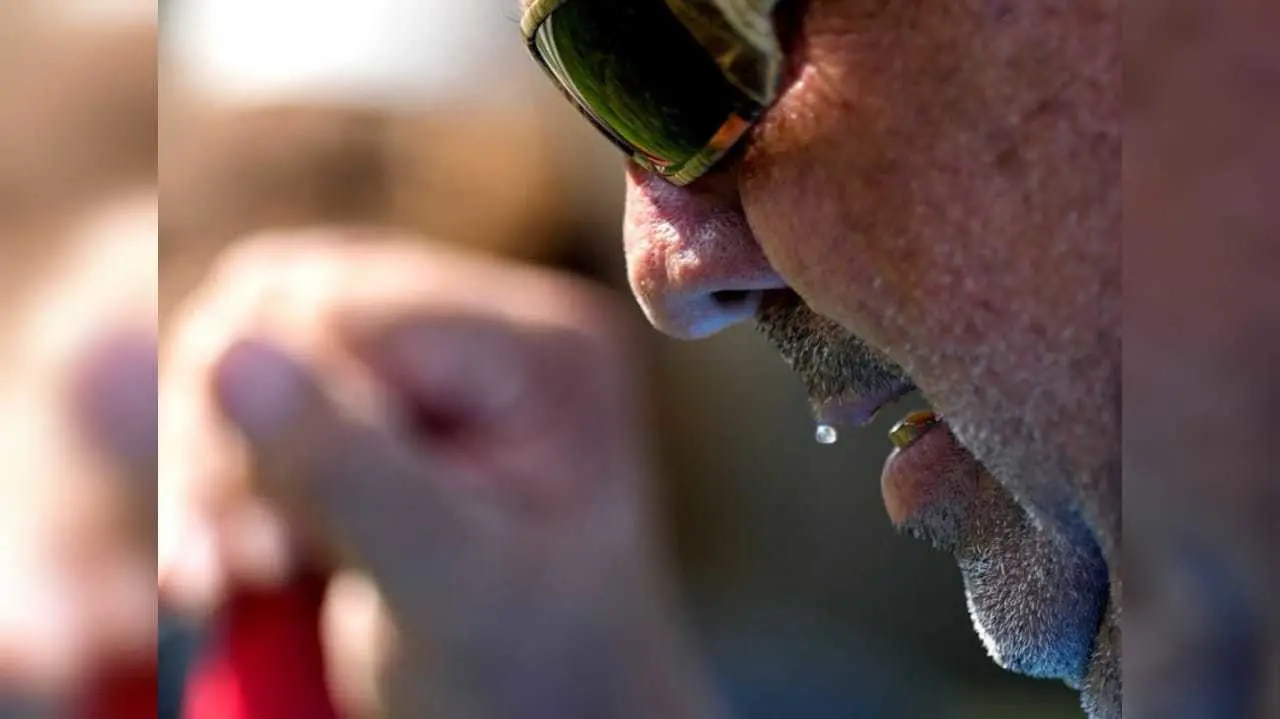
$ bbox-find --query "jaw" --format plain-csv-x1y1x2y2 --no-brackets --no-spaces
956,519,1110,689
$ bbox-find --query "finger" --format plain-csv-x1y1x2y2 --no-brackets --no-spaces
321,570,398,719
157,508,227,615
345,314,635,522
158,239,312,610
351,318,532,440
212,338,457,600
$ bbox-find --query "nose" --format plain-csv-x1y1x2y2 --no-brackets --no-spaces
623,167,787,339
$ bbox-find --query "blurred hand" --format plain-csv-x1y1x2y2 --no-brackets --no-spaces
0,194,157,713
159,229,719,718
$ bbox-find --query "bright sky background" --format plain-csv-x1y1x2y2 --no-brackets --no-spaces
165,0,534,108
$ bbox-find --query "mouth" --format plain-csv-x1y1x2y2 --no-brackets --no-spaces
810,379,916,429
755,289,916,428
754,290,1109,688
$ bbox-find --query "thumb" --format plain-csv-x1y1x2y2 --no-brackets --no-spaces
212,340,455,585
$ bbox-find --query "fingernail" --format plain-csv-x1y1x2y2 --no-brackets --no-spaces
224,502,294,589
162,518,225,611
216,340,308,442
889,411,940,450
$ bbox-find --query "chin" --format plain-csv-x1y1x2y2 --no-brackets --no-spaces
882,413,1113,706
958,529,1110,688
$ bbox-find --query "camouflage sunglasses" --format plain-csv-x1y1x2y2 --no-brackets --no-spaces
522,0,784,186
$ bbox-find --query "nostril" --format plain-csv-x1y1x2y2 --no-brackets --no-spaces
712,289,752,307
665,289,764,339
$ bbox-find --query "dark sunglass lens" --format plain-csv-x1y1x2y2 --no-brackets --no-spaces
534,0,739,168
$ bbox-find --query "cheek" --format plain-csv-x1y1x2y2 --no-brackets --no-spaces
736,1,1120,375
734,10,992,348
739,156,889,333
736,68,934,353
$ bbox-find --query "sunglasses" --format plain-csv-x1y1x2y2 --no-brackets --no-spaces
521,0,784,186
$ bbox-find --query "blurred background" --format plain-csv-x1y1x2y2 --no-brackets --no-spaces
0,1,156,716
0,0,1078,716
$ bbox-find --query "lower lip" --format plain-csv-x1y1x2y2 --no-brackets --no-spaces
813,382,916,429
880,416,968,528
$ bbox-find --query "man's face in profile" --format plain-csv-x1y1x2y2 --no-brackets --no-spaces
528,0,1121,715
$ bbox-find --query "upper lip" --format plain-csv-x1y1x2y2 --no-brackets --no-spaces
814,379,917,428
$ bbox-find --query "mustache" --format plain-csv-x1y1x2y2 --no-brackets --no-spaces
755,290,912,403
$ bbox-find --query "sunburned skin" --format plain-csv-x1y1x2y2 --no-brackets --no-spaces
611,0,1122,715
512,0,1122,712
